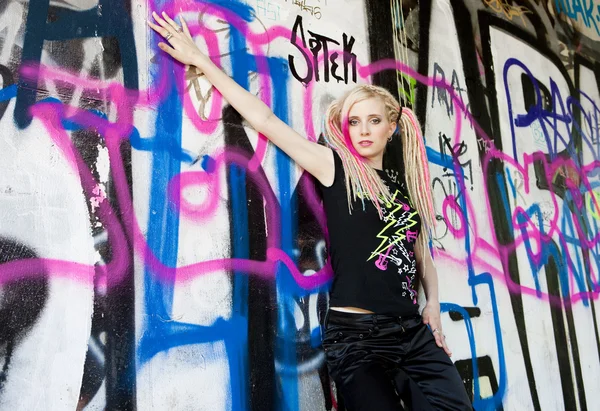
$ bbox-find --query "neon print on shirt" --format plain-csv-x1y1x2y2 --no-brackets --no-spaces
367,188,419,264
367,185,420,305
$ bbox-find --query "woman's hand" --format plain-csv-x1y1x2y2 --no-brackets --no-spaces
146,10,334,185
422,301,452,357
147,11,207,67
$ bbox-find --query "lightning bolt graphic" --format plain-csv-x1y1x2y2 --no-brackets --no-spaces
368,190,419,262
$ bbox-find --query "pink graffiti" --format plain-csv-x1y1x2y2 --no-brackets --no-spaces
443,196,466,239
2,2,598,310
362,59,599,305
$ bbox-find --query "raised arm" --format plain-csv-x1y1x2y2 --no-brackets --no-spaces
415,240,452,357
147,11,334,186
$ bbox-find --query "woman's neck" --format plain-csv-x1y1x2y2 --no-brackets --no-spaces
365,155,383,171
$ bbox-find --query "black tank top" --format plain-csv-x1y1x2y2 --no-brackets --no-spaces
319,150,422,316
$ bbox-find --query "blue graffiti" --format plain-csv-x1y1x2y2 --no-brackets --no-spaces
561,183,600,305
573,89,600,165
504,58,575,160
503,57,598,303
555,0,600,36
427,144,507,408
136,1,312,410
0,84,17,101
16,0,138,128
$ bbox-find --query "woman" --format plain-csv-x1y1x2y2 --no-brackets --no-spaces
148,11,472,411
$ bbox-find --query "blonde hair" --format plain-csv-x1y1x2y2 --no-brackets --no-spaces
322,84,435,251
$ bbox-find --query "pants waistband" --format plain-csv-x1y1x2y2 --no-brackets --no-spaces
326,309,420,327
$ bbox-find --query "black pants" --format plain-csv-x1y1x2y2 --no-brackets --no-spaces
322,310,473,411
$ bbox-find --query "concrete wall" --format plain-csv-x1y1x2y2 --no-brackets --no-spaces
0,0,598,410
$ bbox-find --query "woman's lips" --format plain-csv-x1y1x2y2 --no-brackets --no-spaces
359,140,373,147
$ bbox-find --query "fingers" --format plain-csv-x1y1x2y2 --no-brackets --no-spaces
157,42,176,57
432,326,452,357
442,336,452,357
151,11,172,33
148,10,203,67
149,11,186,49
161,11,182,33
444,346,452,357
150,11,192,45
179,15,192,40
147,19,170,38
433,330,444,348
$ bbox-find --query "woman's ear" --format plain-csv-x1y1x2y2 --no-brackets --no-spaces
390,121,398,136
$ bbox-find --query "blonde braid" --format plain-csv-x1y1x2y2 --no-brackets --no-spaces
363,86,435,252
323,99,391,217
399,107,435,253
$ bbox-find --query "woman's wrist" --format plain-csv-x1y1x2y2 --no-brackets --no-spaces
425,298,439,307
191,53,211,70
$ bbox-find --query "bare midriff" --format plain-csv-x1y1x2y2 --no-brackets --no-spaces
329,306,375,314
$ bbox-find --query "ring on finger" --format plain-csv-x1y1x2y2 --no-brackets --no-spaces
165,32,173,41
175,26,183,33
432,328,440,334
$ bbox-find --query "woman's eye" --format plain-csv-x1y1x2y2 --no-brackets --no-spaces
371,118,381,124
349,119,358,126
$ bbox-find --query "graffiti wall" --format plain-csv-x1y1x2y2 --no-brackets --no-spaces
0,0,598,410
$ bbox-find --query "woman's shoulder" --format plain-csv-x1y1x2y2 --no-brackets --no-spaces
318,148,345,189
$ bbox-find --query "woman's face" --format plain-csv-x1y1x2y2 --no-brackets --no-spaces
347,97,396,169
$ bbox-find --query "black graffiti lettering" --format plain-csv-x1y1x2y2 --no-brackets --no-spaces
432,62,474,127
432,62,452,116
450,67,467,105
438,132,474,190
288,15,314,84
288,15,357,85
330,51,342,82
292,0,322,19
308,31,338,82
343,33,357,83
